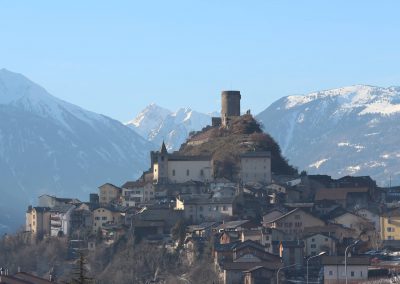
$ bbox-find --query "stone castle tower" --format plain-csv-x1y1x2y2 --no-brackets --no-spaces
221,90,241,126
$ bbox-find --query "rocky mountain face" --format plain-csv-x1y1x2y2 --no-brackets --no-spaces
126,105,216,150
256,85,400,186
0,69,153,234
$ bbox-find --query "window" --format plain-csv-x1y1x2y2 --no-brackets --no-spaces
200,169,204,176
172,169,175,176
350,271,354,277
95,217,100,220
387,227,395,232
311,238,315,242
325,238,329,242
388,236,394,240
294,214,301,220
161,156,164,161
311,244,316,248
102,217,107,220
329,271,333,276
223,206,227,211
199,206,203,211
187,169,190,176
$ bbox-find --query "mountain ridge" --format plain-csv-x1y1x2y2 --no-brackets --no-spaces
0,69,153,234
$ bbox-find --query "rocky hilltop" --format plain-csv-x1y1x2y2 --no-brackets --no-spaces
178,114,297,181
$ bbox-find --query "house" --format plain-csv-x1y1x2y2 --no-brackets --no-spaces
240,151,272,184
215,240,282,284
303,233,337,256
303,224,357,243
328,211,374,235
50,204,75,237
279,240,304,267
152,142,214,184
25,206,51,239
264,208,325,237
314,187,370,209
70,203,93,235
210,178,237,191
187,221,220,238
98,183,122,205
244,266,278,284
240,228,273,253
262,209,286,226
92,207,122,233
216,220,259,233
121,181,154,206
322,256,369,284
354,207,381,233
220,231,240,244
38,194,80,208
175,195,235,223
380,208,400,241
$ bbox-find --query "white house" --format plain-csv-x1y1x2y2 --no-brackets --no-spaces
121,181,155,206
50,204,75,237
322,256,369,284
152,142,213,184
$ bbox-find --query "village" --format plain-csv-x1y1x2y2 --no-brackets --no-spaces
22,92,400,284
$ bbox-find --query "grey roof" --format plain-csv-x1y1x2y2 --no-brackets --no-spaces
216,220,251,230
50,204,75,213
241,151,271,158
322,256,370,265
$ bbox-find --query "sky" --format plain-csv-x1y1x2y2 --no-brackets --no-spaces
1,1,400,122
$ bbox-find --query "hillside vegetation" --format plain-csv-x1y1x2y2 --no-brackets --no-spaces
178,114,297,180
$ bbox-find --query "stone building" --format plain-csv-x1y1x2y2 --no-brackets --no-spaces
240,151,272,184
151,142,213,184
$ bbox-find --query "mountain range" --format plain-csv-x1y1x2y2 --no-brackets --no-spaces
2,68,400,234
0,69,153,234
257,85,400,187
132,85,400,187
125,104,217,150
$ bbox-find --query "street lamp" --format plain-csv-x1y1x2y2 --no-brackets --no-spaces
276,263,298,284
307,251,327,284
345,240,361,284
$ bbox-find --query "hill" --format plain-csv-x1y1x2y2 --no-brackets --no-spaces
178,114,297,180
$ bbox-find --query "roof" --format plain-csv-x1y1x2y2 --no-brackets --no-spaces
322,256,370,266
266,208,323,224
241,230,262,237
222,261,282,271
280,240,304,248
315,187,369,201
98,183,122,191
187,222,220,232
50,204,75,213
167,154,212,161
0,272,54,284
216,220,251,231
121,180,147,188
240,151,271,158
302,232,338,241
178,195,235,205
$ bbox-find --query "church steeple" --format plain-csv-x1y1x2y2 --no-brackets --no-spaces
160,140,168,154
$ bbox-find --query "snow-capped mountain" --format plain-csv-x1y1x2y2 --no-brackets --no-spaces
257,85,400,186
0,69,153,234
126,105,215,150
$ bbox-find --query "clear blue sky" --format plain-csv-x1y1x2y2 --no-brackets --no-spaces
1,1,400,122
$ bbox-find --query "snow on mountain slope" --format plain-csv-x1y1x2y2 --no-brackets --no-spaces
257,85,400,186
126,105,215,150
0,69,153,234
